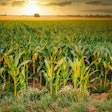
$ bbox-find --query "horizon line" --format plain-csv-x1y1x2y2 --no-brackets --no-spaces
0,14,112,17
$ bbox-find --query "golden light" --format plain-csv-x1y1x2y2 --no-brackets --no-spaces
22,0,39,15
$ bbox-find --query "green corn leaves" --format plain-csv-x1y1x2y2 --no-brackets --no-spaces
0,20,112,96
3,50,31,96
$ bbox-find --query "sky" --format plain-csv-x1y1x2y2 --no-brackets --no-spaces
0,0,112,15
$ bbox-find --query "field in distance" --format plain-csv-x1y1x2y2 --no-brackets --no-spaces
0,16,112,20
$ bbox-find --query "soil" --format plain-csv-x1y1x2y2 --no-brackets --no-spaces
87,93,110,112
87,104,97,112
91,93,108,102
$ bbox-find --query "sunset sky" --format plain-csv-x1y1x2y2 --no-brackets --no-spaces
0,0,112,16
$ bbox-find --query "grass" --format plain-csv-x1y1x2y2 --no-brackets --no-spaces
0,87,112,112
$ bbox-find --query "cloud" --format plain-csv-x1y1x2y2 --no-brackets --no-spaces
42,1,72,7
82,9,112,13
0,0,28,7
0,0,11,6
0,2,9,6
85,1,101,5
12,0,27,7
101,3,112,6
85,0,112,6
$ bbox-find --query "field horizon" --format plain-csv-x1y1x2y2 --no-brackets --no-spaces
0,16,112,20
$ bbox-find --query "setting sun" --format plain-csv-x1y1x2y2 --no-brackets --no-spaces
22,0,39,15
23,5,38,15
0,0,112,16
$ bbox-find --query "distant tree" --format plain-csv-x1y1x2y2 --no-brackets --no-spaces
34,13,40,17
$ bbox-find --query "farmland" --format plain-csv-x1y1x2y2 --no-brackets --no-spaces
0,20,112,111
0,16,112,20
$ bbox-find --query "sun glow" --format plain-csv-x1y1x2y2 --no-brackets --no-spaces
23,0,39,15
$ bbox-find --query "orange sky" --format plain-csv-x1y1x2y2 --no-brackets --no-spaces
0,0,112,15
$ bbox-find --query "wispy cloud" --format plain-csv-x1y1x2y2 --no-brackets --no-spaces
82,9,112,13
12,0,27,7
0,0,28,7
85,1,101,5
0,0,11,6
41,1,72,7
101,3,112,6
85,0,112,6
0,2,9,6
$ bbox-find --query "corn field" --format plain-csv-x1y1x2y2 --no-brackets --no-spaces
0,20,112,96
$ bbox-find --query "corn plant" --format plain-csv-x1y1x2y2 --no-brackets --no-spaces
3,49,31,96
56,57,70,87
93,46,112,88
43,48,63,96
44,58,55,95
0,67,6,95
69,56,97,94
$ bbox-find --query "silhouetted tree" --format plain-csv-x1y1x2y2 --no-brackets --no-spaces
34,13,40,17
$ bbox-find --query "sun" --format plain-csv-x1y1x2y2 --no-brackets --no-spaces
23,0,39,15
23,5,38,15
